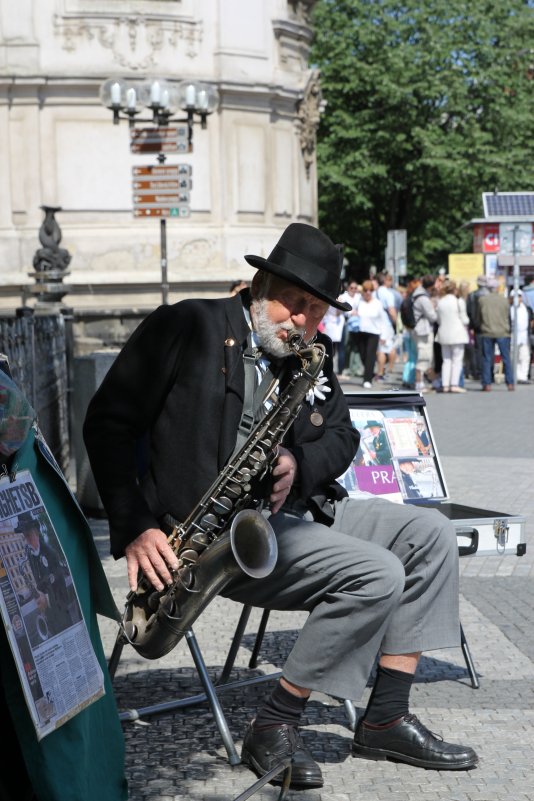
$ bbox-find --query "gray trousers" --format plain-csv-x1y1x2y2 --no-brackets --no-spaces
223,496,460,702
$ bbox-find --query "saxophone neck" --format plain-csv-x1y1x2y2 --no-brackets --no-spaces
288,336,326,381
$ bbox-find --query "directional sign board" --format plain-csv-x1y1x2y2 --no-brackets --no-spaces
133,207,190,219
130,126,190,154
132,164,192,218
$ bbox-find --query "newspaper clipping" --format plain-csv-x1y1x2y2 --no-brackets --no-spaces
0,469,105,740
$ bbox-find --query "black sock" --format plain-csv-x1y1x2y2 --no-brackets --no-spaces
363,665,414,725
254,681,308,729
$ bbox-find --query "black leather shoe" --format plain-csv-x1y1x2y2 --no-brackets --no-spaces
352,714,478,770
241,722,324,788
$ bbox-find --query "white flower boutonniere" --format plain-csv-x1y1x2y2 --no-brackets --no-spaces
305,371,331,405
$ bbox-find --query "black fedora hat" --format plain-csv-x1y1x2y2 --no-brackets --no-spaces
15,511,39,535
245,223,351,311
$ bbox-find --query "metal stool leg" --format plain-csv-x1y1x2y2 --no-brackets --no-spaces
233,758,292,801
218,605,253,685
460,623,480,689
249,609,271,669
185,629,241,765
343,698,358,731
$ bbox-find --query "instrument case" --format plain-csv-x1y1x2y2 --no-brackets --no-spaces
340,391,526,558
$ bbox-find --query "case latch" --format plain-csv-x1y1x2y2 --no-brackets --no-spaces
493,519,509,552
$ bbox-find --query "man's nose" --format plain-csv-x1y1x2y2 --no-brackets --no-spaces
291,311,307,327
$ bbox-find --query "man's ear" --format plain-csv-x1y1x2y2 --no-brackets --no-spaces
251,270,271,299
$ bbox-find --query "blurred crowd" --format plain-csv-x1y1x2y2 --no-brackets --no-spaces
317,271,534,392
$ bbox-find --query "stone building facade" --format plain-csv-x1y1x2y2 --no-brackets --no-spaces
0,0,321,310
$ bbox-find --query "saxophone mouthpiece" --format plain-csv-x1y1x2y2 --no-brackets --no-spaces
288,333,305,352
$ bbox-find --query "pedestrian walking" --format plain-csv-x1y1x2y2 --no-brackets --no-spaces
412,275,438,393
436,280,470,393
478,277,514,391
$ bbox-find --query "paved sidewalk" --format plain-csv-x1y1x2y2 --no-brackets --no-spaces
91,372,533,801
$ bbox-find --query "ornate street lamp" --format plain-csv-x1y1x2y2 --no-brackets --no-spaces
99,76,219,304
99,77,219,133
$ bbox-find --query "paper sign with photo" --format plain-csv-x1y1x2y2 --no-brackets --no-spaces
0,470,105,740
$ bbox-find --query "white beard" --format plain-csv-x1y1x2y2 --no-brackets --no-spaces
251,298,305,359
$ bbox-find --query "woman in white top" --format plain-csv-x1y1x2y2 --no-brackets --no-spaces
321,305,346,374
354,280,390,388
436,280,469,393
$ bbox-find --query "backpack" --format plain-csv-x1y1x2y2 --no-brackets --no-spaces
400,294,417,329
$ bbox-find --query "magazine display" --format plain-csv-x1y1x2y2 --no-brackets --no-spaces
338,403,447,503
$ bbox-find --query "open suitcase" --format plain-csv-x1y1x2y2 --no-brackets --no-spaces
341,391,527,558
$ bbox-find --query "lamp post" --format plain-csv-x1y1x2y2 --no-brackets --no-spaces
511,225,521,384
99,77,219,304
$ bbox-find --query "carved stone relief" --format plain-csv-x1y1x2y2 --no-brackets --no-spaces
287,0,316,25
53,5,202,68
296,69,323,177
177,238,215,270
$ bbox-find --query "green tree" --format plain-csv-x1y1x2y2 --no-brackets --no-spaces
311,0,534,274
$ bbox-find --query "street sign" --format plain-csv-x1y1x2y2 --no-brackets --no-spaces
132,164,192,178
133,180,181,191
386,229,407,277
133,193,190,205
130,126,190,154
132,179,192,191
133,207,191,218
132,164,192,218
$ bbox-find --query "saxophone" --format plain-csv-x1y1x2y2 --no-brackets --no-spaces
121,334,327,659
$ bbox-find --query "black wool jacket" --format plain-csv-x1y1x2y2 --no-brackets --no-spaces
83,293,360,558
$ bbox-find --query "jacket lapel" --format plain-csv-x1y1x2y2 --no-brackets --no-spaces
218,294,250,468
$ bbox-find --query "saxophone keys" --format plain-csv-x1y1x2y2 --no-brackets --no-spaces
191,531,211,547
180,549,199,564
177,565,194,590
200,513,219,531
212,496,233,515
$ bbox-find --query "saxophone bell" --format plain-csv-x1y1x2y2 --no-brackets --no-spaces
230,508,278,579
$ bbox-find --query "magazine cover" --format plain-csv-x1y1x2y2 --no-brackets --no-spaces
337,404,447,503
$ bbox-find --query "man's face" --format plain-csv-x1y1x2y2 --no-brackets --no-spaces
347,282,358,296
400,461,415,474
251,275,328,357
24,528,40,551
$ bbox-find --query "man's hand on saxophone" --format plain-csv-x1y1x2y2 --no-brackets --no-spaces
270,447,298,514
125,528,179,592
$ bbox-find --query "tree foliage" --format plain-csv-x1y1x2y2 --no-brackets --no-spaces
311,0,534,274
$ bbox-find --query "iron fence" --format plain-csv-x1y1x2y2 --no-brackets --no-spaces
0,313,70,473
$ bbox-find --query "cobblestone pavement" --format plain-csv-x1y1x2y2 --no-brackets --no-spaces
91,370,534,801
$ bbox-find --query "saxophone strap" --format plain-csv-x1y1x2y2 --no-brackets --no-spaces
231,338,282,459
